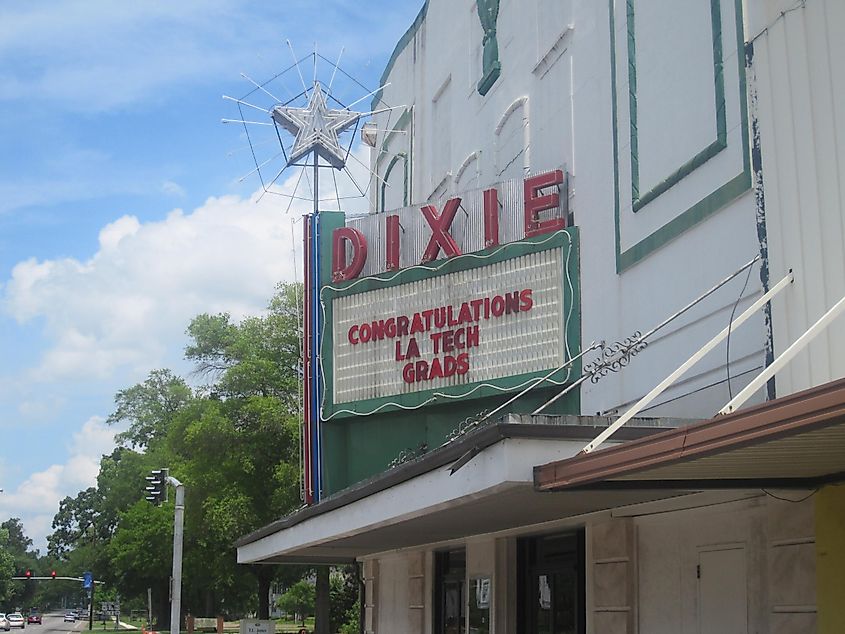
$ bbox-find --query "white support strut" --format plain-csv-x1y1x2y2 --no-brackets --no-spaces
720,288,845,415
581,271,794,454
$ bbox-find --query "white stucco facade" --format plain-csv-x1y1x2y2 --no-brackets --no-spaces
369,0,770,425
353,0,843,632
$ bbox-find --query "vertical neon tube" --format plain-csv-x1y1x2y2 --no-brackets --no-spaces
311,211,322,501
302,216,313,504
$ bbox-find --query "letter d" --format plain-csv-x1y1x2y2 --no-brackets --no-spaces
332,227,368,281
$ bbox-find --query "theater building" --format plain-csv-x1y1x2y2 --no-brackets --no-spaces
237,0,845,632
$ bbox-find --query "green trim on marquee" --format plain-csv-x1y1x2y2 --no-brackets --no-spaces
319,228,581,420
610,0,751,272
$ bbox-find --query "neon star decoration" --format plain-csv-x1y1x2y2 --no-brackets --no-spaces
271,82,361,170
223,43,408,207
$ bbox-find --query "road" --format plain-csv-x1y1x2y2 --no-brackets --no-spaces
24,613,85,634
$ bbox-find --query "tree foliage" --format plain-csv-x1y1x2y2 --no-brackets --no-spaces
43,284,314,626
330,567,360,634
0,527,16,602
277,580,314,625
107,369,192,450
1,518,41,608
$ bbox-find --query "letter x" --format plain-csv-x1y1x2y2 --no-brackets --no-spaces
421,197,462,262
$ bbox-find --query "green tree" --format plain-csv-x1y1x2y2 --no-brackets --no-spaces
108,500,174,625
48,488,104,558
277,580,314,626
329,567,359,634
107,369,192,450
47,284,306,623
179,284,303,618
1,519,40,609
0,527,16,602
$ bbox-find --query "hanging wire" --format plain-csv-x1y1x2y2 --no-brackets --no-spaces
726,262,755,399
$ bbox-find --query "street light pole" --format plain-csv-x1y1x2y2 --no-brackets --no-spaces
166,475,185,634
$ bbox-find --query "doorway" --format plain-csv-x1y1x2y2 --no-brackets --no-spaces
698,545,747,634
435,549,466,634
518,531,585,634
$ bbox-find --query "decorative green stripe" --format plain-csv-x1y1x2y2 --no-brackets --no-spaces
380,152,408,212
611,0,751,272
627,0,728,212
609,0,623,264
476,0,502,95
477,62,502,96
371,2,429,112
635,137,727,210
376,108,412,168
617,170,750,271
626,0,639,202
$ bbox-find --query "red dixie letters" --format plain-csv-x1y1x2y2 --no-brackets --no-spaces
421,197,463,262
331,172,567,281
332,227,367,281
524,170,565,237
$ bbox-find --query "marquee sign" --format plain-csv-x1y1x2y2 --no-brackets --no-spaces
320,229,579,418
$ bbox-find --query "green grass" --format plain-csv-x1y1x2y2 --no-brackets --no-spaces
276,617,315,633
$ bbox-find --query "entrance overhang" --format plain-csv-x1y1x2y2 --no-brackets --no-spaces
535,378,845,491
236,416,688,564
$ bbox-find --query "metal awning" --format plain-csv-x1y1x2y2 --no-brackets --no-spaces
236,415,687,564
535,378,845,491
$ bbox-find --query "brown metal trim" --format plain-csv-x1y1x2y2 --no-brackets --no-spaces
534,377,845,491
561,472,845,491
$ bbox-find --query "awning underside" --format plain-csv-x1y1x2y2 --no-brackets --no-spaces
248,485,691,564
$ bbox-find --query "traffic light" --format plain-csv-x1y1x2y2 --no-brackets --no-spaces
144,468,169,505
51,570,57,579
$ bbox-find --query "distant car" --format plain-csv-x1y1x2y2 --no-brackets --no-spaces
0,614,10,631
6,614,24,629
25,616,40,626
63,614,76,623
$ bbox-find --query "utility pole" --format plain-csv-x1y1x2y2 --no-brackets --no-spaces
144,469,185,634
167,475,185,634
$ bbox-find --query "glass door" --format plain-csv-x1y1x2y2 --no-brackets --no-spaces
517,531,584,634
435,549,466,634
534,569,578,634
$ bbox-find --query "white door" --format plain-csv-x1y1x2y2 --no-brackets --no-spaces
698,546,747,634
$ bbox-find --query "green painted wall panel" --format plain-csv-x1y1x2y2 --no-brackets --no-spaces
323,385,579,495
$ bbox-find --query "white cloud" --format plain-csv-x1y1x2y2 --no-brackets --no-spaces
4,191,298,380
161,181,187,199
0,416,116,551
1,146,370,382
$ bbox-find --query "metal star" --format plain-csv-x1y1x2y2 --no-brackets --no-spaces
271,82,361,169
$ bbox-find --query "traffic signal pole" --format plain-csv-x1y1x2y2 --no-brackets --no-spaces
167,476,185,634
89,581,95,631
144,468,184,634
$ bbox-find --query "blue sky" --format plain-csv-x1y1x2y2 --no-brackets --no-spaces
0,0,423,550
